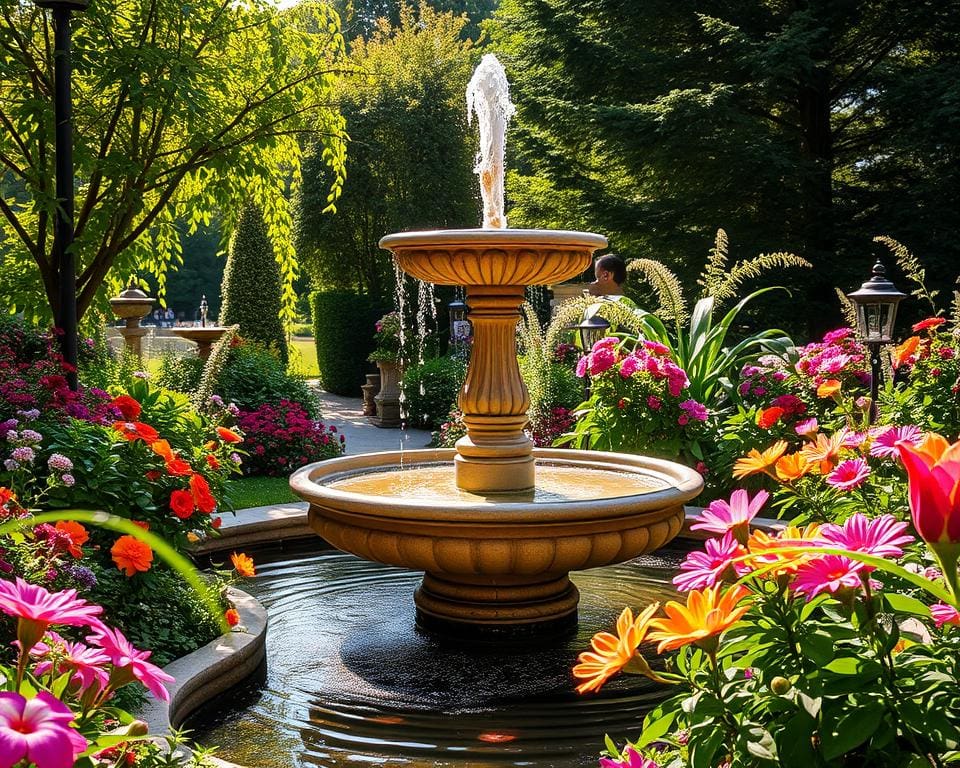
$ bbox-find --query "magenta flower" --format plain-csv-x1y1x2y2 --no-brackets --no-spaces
673,532,747,592
690,489,769,542
88,625,174,702
599,746,659,768
619,355,642,378
589,348,617,376
646,395,662,410
679,400,708,422
591,337,618,353
792,555,864,600
869,425,922,459
825,459,871,491
575,356,589,378
31,632,110,693
930,603,960,628
0,691,87,768
819,514,913,561
0,578,103,653
642,340,670,357
795,418,818,438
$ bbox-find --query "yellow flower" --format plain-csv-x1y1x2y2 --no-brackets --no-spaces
732,441,788,480
648,585,751,654
746,524,823,575
573,603,659,694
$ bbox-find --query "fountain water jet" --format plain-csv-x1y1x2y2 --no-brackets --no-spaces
291,55,702,635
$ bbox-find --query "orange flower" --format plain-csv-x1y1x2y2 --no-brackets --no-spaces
746,524,823,575
756,407,785,430
573,603,659,694
55,521,88,558
648,585,751,653
231,552,255,578
113,421,160,443
206,454,220,470
152,440,192,476
732,441,788,479
225,608,240,627
216,427,242,444
186,532,201,543
189,473,217,514
816,379,842,398
775,452,811,482
891,335,920,369
111,394,141,420
151,440,174,461
0,487,15,507
801,429,847,473
111,535,153,576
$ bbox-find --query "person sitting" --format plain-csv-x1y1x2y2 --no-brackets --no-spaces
587,253,626,297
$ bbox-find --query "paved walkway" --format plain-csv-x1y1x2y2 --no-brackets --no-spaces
313,390,433,455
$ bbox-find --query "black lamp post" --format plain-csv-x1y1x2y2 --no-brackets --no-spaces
35,0,88,390
448,297,470,349
573,313,611,351
846,260,906,422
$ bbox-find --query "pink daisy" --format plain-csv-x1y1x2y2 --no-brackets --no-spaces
87,625,175,702
0,691,87,768
792,555,864,600
31,632,111,693
869,425,922,459
825,459,871,491
690,489,769,541
930,603,960,628
0,578,103,654
795,418,818,438
599,746,659,768
819,514,913,561
673,532,747,592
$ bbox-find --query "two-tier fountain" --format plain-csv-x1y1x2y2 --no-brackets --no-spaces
291,55,702,636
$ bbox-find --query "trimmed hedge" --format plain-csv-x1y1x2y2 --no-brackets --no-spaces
311,290,379,395
401,355,466,428
220,200,288,365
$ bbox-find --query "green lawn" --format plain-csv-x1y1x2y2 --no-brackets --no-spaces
288,336,318,377
227,475,300,509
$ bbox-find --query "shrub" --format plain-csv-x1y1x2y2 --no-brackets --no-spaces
401,355,466,428
237,400,345,476
216,340,318,417
220,200,288,365
312,290,379,395
155,350,205,394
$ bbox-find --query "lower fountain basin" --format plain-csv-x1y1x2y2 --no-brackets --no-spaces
290,448,702,635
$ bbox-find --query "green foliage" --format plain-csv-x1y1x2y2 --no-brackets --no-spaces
401,355,467,428
156,351,205,395
294,4,477,304
194,326,240,410
0,0,348,321
332,0,496,42
492,0,960,333
311,290,379,395
221,201,288,364
216,341,318,417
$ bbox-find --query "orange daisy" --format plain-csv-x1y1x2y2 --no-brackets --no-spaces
732,441,788,480
648,585,751,654
801,430,847,473
774,452,811,483
891,336,920,369
816,379,842,398
573,603,659,694
111,535,153,576
231,552,256,578
746,524,823,575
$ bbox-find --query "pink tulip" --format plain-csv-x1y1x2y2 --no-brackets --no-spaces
0,691,87,768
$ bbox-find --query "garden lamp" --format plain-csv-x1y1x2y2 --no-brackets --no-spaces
847,260,906,421
34,0,89,390
574,313,611,351
448,297,470,348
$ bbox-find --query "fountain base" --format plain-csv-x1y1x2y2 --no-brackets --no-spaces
415,572,579,636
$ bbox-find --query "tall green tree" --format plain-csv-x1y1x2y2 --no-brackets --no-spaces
332,0,496,42
294,3,477,304
221,201,287,364
492,0,960,331
0,0,348,323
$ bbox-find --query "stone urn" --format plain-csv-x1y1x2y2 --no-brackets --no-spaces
370,360,402,428
109,283,155,357
361,372,381,417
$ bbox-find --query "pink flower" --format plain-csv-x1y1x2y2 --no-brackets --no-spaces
642,340,670,357
679,399,708,422
599,746,659,768
690,489,769,542
673,532,747,591
792,555,864,600
823,327,854,344
0,691,88,768
87,625,175,702
825,459,871,491
819,514,913,561
575,357,589,378
31,632,110,693
795,418,818,438
619,355,642,378
591,337,618,353
930,603,960,628
770,394,806,417
869,425,922,459
646,395,662,410
589,348,617,376
0,578,103,654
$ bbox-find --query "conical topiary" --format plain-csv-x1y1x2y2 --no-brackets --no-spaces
220,200,288,365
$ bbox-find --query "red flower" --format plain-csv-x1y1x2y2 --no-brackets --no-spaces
113,421,160,443
206,454,220,470
189,473,217,514
166,458,192,477
912,317,946,332
225,608,240,627
211,516,222,529
111,395,141,420
216,427,242,444
54,521,89,558
145,470,161,482
756,406,785,430
169,490,195,519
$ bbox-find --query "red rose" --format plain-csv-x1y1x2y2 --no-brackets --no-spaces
169,489,195,519
111,394,142,420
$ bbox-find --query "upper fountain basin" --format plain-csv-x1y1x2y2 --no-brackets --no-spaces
379,228,608,286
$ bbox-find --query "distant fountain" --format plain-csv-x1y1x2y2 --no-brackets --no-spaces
291,55,702,636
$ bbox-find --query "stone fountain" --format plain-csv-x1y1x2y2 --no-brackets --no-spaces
290,55,702,636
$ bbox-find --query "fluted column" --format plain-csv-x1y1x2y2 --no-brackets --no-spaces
455,285,533,492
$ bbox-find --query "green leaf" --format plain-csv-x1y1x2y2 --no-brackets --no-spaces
884,592,931,616
638,710,676,748
689,724,725,768
820,702,885,761
778,712,817,768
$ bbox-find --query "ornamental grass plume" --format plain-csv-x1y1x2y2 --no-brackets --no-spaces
0,690,88,768
648,585,751,654
110,536,153,577
573,604,660,693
